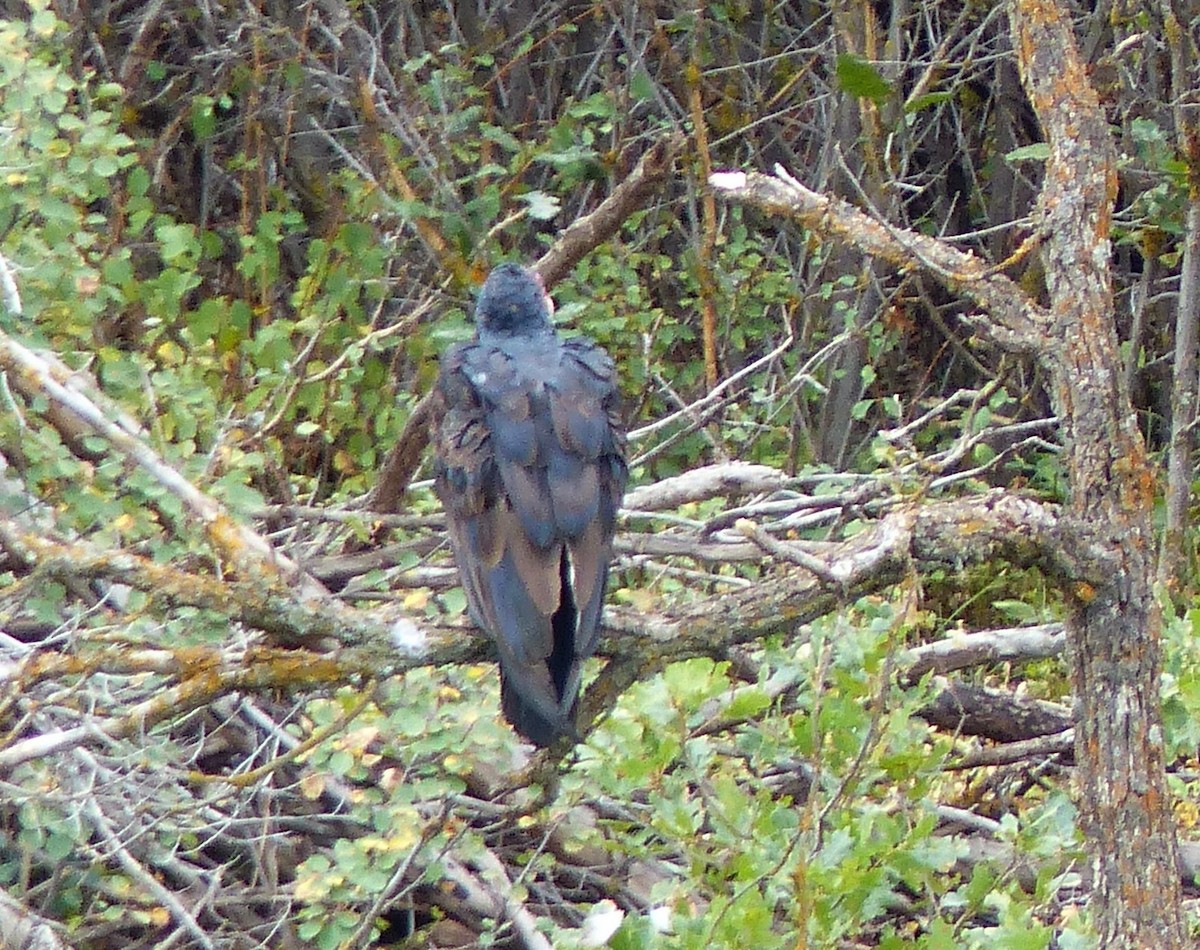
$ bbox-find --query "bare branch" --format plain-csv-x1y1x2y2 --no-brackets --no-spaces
0,328,326,598
535,134,685,288
0,887,70,950
903,623,1065,681
709,168,1049,351
623,462,790,512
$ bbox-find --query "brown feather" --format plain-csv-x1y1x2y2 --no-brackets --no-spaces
568,518,604,614
474,505,505,569
549,389,601,454
500,463,547,519
498,506,561,624
549,464,600,532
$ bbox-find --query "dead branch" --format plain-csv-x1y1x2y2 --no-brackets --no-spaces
917,677,1073,743
367,390,434,514
903,623,1065,681
710,166,1049,352
0,887,69,950
953,729,1075,769
534,134,685,288
0,326,327,599
1,525,428,652
622,461,790,512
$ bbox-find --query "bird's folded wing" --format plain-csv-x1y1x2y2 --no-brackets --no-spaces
432,334,628,718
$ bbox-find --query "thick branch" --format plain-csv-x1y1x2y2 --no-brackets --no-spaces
917,677,1072,743
903,623,1065,681
3,526,432,653
367,390,434,514
583,491,1076,732
535,134,685,287
1158,0,1200,590
622,462,789,512
1010,1,1175,944
709,167,1049,351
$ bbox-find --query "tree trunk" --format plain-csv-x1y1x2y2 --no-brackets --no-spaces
1158,0,1200,593
1009,0,1186,944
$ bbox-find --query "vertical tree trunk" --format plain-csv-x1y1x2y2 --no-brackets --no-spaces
1009,1,1186,944
1160,201,1200,590
816,0,888,468
1158,0,1200,593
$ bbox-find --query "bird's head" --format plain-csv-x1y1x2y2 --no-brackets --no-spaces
475,263,555,338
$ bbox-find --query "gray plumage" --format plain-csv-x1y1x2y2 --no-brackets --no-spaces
431,263,627,746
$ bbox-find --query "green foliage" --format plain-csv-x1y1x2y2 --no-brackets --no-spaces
1115,117,1189,261
835,54,893,104
1160,607,1200,759
540,601,1087,948
0,0,136,338
1004,143,1051,163
0,2,1174,946
290,677,519,946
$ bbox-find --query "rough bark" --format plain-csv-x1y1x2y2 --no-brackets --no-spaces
712,1,1186,942
1012,2,1185,943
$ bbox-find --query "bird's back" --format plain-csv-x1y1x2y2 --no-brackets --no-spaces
433,328,626,745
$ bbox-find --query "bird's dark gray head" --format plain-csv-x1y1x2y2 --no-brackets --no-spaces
475,263,554,338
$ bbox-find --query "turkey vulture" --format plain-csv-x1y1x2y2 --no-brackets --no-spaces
432,263,627,746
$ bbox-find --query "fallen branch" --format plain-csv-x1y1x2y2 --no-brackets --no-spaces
903,623,1065,681
0,326,327,599
535,134,685,288
917,677,1073,743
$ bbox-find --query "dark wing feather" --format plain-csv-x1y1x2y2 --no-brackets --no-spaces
433,333,626,746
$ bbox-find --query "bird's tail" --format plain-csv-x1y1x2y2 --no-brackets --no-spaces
500,672,578,747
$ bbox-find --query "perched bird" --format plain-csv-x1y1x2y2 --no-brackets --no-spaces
431,263,627,746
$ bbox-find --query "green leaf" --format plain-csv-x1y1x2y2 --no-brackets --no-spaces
724,687,771,720
1005,143,1051,162
187,298,224,343
568,92,615,120
155,222,198,262
481,123,521,153
533,144,599,167
904,91,953,113
190,94,217,141
630,69,656,103
836,54,892,102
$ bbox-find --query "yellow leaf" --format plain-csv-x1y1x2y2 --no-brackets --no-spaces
403,589,430,611
111,513,136,533
299,772,325,800
337,726,380,754
333,449,357,473
294,873,337,902
155,340,184,366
